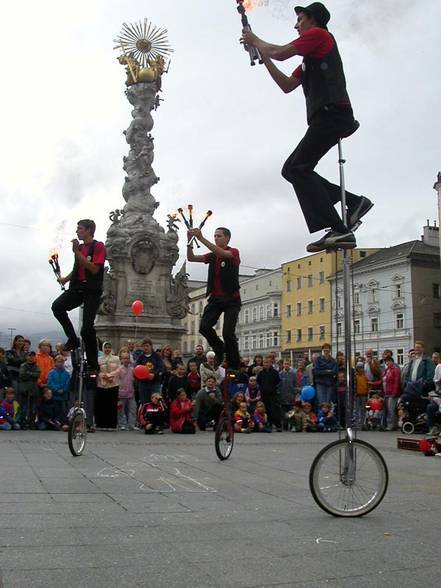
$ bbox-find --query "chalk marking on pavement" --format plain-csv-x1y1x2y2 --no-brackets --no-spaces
315,537,340,544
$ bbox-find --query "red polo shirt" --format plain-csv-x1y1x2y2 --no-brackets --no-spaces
77,241,106,281
203,247,241,298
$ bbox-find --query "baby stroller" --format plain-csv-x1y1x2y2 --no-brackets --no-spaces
398,380,430,435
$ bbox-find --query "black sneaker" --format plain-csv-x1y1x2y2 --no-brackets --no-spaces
306,230,356,253
347,197,373,231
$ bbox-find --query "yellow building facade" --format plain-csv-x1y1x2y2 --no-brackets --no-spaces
281,248,378,361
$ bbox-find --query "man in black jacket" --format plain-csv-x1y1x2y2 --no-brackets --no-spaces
242,2,372,253
187,227,241,370
257,356,282,431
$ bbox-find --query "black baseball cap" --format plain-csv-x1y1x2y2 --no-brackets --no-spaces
294,2,331,28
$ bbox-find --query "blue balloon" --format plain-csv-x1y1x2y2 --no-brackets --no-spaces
300,385,316,401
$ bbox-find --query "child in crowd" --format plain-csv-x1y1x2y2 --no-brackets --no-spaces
36,387,62,431
117,351,136,431
47,355,70,424
187,360,201,399
0,388,21,430
169,388,195,434
303,402,318,432
317,402,338,432
36,339,55,389
138,392,166,434
353,361,369,428
252,401,271,432
166,363,190,403
18,351,41,428
234,401,254,433
288,400,307,432
230,392,246,415
365,393,384,430
244,376,261,414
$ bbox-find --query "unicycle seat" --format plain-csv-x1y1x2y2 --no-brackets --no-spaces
340,119,360,139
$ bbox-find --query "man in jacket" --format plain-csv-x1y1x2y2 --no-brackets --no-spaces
242,2,372,253
403,340,435,391
257,356,282,431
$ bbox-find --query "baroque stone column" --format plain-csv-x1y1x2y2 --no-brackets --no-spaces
95,80,188,351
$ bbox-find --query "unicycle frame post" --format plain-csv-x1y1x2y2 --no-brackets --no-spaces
338,139,355,440
67,305,88,456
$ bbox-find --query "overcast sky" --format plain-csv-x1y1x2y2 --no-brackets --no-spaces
1,0,440,342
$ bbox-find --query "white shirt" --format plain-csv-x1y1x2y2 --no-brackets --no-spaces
434,363,441,391
411,356,422,382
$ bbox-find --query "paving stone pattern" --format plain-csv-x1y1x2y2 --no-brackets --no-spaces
0,431,439,587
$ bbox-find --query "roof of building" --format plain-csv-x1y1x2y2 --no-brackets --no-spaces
337,240,440,276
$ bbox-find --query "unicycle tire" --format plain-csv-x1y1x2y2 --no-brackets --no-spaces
215,416,234,461
68,411,87,457
309,438,388,517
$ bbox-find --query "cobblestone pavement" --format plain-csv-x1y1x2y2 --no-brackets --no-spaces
0,430,439,587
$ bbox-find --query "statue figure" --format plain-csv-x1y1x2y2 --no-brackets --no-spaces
166,263,190,319
167,214,180,232
117,54,167,87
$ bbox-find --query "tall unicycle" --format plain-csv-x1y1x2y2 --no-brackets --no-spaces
67,310,88,456
309,134,388,516
215,371,234,460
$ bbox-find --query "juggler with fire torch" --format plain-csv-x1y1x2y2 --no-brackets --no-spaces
187,227,241,372
241,2,373,253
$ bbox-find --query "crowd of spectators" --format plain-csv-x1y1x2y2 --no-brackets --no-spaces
0,334,440,436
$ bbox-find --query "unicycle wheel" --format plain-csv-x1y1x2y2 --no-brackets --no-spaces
68,411,87,457
309,438,388,517
215,416,234,461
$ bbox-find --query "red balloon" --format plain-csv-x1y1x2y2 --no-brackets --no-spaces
134,365,150,380
131,300,144,316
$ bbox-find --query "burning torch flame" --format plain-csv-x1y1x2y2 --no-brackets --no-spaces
243,0,267,12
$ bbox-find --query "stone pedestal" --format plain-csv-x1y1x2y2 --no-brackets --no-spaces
95,81,188,351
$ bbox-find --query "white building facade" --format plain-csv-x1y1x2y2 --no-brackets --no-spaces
330,224,441,365
236,268,282,360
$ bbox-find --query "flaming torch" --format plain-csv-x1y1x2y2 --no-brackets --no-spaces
236,0,263,66
49,250,65,291
186,210,213,247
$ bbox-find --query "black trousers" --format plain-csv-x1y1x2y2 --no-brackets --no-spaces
199,296,241,369
95,386,118,429
52,287,101,369
281,107,362,234
262,393,282,429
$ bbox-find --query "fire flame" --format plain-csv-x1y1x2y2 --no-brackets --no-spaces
48,248,59,261
243,0,267,12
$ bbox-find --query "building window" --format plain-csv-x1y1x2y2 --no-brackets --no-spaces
319,271,324,284
433,283,440,299
191,303,195,314
397,348,404,366
354,319,360,334
434,313,441,328
252,307,257,322
259,305,265,321
396,313,404,329
354,291,360,304
296,329,302,342
370,288,378,303
286,330,291,344
286,279,291,292
273,303,279,318
395,284,402,299
266,303,271,318
252,335,257,349
359,251,367,258
244,309,249,324
307,274,313,287
256,284,259,291
297,277,302,289
273,331,279,346
244,335,249,350
371,317,378,332
269,280,272,287
308,300,313,314
266,332,271,348
286,304,291,318
319,298,325,312
296,302,302,316
308,327,313,341
319,326,325,340
259,334,264,349
337,322,342,336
